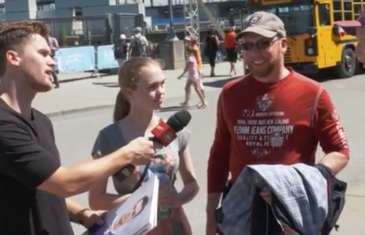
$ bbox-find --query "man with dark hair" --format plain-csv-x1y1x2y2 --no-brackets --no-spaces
0,21,155,235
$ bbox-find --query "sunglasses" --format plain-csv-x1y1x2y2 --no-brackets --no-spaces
241,37,279,51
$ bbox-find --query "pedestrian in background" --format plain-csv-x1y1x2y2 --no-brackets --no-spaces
178,45,207,108
130,27,148,58
48,34,60,88
114,34,128,67
224,27,237,76
204,27,219,77
185,35,207,105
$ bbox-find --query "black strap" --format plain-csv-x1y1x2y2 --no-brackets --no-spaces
132,161,151,192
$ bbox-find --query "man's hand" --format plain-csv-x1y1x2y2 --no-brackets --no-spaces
206,211,219,235
126,137,155,165
78,209,107,229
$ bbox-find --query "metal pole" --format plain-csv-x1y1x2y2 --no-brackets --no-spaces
239,8,248,75
165,0,179,41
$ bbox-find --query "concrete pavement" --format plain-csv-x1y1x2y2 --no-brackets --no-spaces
46,68,365,234
34,62,237,117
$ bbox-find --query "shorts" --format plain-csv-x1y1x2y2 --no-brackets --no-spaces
226,48,237,63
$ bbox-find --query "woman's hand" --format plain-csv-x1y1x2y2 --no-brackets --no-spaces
78,209,107,229
158,187,181,209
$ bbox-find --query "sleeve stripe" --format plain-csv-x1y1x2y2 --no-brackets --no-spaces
310,86,324,128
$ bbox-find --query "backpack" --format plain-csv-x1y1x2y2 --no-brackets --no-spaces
114,40,126,59
131,36,145,57
208,36,219,51
205,36,219,57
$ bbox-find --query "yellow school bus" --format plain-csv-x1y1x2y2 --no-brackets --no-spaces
246,0,365,78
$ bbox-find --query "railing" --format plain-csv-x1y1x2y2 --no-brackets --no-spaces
54,42,230,76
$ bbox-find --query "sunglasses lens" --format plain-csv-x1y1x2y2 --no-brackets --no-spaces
242,42,254,51
257,40,272,50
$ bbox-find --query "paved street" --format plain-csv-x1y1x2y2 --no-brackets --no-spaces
34,63,237,116
38,63,365,234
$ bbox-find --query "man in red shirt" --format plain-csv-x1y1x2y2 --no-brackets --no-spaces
224,27,237,76
206,11,349,235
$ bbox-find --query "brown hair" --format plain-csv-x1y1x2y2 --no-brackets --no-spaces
0,21,49,76
113,57,161,122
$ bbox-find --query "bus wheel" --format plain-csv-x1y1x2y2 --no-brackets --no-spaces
334,48,356,78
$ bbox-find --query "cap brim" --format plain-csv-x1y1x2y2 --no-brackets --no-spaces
184,37,191,41
335,20,362,27
236,26,277,40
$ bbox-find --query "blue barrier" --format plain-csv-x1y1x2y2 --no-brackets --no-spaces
56,46,95,73
54,42,230,75
96,45,119,70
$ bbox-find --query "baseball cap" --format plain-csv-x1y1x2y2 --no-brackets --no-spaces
236,11,286,40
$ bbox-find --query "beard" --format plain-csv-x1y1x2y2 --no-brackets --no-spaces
22,64,53,93
247,50,282,79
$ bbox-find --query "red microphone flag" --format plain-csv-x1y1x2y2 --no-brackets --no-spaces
150,120,177,146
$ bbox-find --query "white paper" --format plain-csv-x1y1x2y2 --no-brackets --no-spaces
82,175,159,235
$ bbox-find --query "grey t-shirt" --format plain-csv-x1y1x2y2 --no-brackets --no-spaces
91,122,190,194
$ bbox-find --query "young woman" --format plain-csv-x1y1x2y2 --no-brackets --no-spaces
184,36,207,106
89,57,199,235
178,45,207,109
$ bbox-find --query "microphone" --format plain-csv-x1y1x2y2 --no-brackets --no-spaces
114,110,191,182
149,109,192,146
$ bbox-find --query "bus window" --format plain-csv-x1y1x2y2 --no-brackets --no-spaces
333,1,342,21
354,1,362,18
318,3,331,26
354,0,364,18
344,1,353,20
